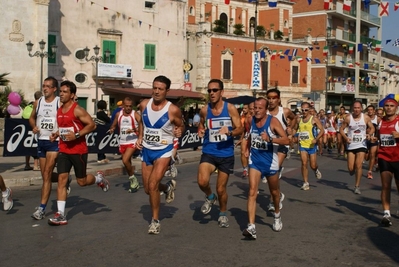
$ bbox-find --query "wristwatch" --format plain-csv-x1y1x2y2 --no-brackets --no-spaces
75,132,80,139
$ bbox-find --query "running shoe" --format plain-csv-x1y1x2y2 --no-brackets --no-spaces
176,154,183,165
354,186,361,195
286,151,291,160
201,194,217,214
48,212,68,226
315,169,322,179
165,179,176,203
66,175,72,196
300,182,310,190
267,192,285,211
279,167,284,179
96,171,110,192
242,225,257,240
367,171,373,179
2,188,13,211
128,174,140,193
170,164,178,178
32,207,45,220
261,177,267,184
273,214,283,232
218,215,229,228
148,219,161,234
242,169,248,178
381,214,392,227
164,170,171,177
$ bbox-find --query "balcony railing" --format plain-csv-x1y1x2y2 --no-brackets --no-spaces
342,31,356,42
359,84,378,94
360,10,381,25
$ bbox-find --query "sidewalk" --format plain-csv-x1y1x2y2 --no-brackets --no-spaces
0,147,240,187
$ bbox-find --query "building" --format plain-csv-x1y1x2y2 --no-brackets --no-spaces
293,0,382,110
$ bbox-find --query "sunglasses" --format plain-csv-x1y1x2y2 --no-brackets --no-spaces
301,109,309,112
207,88,221,93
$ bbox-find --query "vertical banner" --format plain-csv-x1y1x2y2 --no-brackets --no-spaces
250,52,262,90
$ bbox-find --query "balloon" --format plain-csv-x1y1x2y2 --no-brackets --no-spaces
8,92,22,106
7,104,21,115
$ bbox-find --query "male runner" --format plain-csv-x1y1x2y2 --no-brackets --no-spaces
365,105,379,179
335,106,346,157
239,104,249,178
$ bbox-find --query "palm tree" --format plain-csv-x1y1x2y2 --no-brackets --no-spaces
0,73,10,86
0,73,28,117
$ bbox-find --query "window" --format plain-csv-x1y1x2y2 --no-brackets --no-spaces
223,60,231,80
144,44,156,70
75,50,85,60
75,73,87,84
102,40,116,63
292,66,299,84
48,34,56,64
145,1,155,9
261,61,268,90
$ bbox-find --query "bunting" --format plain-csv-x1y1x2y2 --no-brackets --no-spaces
292,49,297,57
284,49,290,55
348,44,354,54
386,39,392,44
343,0,351,12
364,0,371,9
306,57,312,62
357,43,363,52
297,56,303,63
395,2,399,11
314,58,321,64
103,7,108,10
375,40,382,52
308,0,312,5
364,63,369,69
394,39,399,47
225,0,230,4
379,2,389,17
268,0,277,8
324,0,332,10
323,46,328,56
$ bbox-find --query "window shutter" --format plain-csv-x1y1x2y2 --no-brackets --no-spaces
48,34,56,64
292,66,299,84
223,60,231,80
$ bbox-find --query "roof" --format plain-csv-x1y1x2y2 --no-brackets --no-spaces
102,87,204,100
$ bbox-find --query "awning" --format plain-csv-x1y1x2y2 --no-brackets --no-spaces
102,87,204,100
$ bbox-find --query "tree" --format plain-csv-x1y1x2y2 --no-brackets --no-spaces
0,73,28,118
256,25,266,38
0,73,10,86
274,30,284,40
213,20,227,33
233,24,245,35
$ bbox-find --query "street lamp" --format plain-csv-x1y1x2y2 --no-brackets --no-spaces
83,45,111,114
26,39,58,90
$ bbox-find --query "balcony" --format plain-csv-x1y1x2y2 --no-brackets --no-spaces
331,2,356,19
359,84,378,94
360,10,381,26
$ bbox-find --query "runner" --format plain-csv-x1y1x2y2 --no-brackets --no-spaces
365,105,379,179
376,98,399,226
318,109,328,156
109,96,141,193
197,79,243,228
242,97,289,239
48,81,110,225
325,110,337,154
238,104,249,178
136,75,184,234
335,106,347,157
339,101,374,195
296,102,324,190
0,175,13,211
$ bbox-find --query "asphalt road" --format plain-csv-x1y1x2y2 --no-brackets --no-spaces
1,152,399,267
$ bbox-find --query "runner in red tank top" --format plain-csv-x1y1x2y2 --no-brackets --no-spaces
48,80,110,226
376,98,399,227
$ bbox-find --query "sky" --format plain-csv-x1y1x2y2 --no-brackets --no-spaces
370,2,399,56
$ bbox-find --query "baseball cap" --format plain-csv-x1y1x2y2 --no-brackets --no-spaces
345,110,349,114
327,110,332,114
117,100,123,106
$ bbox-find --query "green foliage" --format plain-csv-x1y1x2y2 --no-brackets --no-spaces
0,73,29,117
274,30,284,40
179,98,206,110
0,73,10,86
233,24,245,35
256,25,266,37
213,20,227,33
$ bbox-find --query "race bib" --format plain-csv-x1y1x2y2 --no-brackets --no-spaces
380,134,396,147
352,134,363,143
250,134,268,150
298,132,310,141
59,127,74,141
209,129,227,143
40,117,55,130
144,128,162,144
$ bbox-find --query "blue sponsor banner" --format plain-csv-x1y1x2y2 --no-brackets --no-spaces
3,119,202,156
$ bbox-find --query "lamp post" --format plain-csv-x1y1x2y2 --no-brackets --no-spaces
26,39,57,90
83,45,110,114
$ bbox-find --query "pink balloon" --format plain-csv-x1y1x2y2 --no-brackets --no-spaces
8,92,21,106
7,104,21,115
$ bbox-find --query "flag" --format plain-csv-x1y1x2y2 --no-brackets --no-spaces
268,0,277,7
308,47,314,51
355,62,360,66
364,0,371,9
297,56,303,62
284,49,290,55
389,63,395,68
343,0,351,11
393,39,399,47
314,58,321,64
367,42,372,51
364,63,369,69
302,47,308,52
324,0,332,10
288,56,293,61
306,57,312,62
225,0,230,4
323,46,328,56
386,39,392,44
348,44,354,54
270,50,277,60
357,43,363,52
375,40,382,52
260,49,266,58
379,2,389,17
292,49,298,57
395,2,399,11
308,0,312,5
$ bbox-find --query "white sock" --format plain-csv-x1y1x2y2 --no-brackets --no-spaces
248,223,255,229
57,200,66,215
274,212,281,218
2,189,8,197
95,175,102,184
384,210,391,216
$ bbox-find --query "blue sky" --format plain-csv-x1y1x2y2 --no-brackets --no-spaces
370,3,399,56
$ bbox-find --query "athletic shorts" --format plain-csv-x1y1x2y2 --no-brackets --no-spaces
57,153,87,178
347,147,368,154
200,153,234,174
141,145,173,166
366,140,378,149
249,162,278,178
327,131,337,136
299,145,317,155
277,145,289,154
119,143,136,154
37,139,59,158
378,158,399,179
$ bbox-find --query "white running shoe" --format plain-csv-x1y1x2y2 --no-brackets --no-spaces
273,214,283,232
2,188,13,211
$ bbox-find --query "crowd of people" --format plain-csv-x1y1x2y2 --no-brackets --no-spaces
2,76,399,239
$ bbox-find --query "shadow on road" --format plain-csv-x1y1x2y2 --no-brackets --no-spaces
367,226,399,264
138,204,178,222
335,199,380,224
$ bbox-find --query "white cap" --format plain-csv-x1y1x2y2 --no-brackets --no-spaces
327,110,332,114
345,110,349,114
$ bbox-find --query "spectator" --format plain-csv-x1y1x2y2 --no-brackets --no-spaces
96,100,111,163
